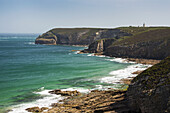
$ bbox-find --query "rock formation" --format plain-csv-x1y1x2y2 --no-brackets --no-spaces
126,56,170,113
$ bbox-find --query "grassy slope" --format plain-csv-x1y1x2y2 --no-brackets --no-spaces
113,27,170,46
49,28,112,35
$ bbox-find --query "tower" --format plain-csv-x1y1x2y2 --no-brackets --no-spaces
143,23,145,27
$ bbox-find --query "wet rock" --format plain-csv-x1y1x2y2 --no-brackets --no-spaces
26,107,42,112
49,89,81,96
46,90,130,113
25,107,48,112
132,70,143,74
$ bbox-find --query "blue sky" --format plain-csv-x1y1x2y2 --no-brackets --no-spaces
0,0,170,33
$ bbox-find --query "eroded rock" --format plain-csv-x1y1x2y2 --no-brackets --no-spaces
49,89,81,96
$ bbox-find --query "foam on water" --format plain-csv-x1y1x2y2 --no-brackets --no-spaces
9,87,91,113
100,64,152,84
9,89,64,113
106,57,135,64
27,42,35,45
87,53,95,56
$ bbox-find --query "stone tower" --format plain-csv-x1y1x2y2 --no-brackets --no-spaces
143,23,145,27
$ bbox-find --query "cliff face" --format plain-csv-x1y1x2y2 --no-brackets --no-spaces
105,40,170,60
83,38,115,53
87,27,170,60
35,28,131,45
126,57,170,113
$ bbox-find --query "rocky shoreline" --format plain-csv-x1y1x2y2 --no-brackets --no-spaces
26,89,130,113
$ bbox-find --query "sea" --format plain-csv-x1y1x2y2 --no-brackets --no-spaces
0,33,151,113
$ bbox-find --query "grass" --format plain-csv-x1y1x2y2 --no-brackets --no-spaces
112,27,170,46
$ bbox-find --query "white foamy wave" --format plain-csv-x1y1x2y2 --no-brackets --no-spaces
87,53,95,56
87,54,108,58
100,64,151,84
9,89,65,113
25,42,35,45
95,55,106,57
61,87,90,93
8,87,91,113
106,58,135,64
94,85,120,90
74,51,80,54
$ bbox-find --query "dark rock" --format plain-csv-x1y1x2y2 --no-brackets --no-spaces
126,57,170,113
26,107,42,112
49,89,81,96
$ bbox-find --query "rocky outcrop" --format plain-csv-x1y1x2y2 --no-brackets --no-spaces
49,89,81,96
47,90,130,113
26,107,48,112
82,38,115,53
35,28,131,45
126,57,170,113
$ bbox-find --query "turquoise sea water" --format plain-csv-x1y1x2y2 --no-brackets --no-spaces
0,34,148,113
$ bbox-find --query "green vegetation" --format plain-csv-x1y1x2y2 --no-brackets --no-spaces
49,28,111,35
117,27,168,35
113,27,170,46
132,57,170,90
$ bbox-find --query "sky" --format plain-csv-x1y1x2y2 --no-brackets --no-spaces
0,0,170,33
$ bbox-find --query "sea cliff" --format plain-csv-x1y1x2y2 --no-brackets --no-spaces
35,28,131,46
35,27,170,60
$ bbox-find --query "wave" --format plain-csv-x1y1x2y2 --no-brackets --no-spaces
8,87,90,113
105,57,135,64
87,54,109,58
24,42,35,45
8,55,152,113
8,88,64,113
87,53,95,56
99,64,151,84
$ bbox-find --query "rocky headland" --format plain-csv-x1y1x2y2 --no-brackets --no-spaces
35,28,131,46
35,27,170,60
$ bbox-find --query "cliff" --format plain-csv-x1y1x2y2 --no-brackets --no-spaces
36,27,170,60
126,56,170,113
35,28,131,45
86,27,170,60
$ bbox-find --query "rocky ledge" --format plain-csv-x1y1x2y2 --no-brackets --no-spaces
26,90,130,113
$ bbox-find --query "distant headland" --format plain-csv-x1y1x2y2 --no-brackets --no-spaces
35,26,170,60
